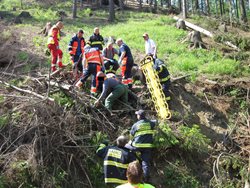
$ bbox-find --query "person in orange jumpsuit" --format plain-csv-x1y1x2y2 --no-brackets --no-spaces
47,21,64,72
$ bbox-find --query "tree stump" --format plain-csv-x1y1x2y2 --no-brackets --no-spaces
176,19,186,30
189,31,206,49
39,22,52,37
218,22,228,33
13,16,22,24
18,11,31,18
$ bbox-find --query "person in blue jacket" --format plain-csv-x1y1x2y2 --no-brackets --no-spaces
96,136,136,186
153,59,171,101
125,110,157,182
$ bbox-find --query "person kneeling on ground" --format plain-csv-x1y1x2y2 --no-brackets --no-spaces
116,161,155,188
94,71,128,110
103,42,120,74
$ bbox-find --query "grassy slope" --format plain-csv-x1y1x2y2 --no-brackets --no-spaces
1,0,249,79
0,1,249,187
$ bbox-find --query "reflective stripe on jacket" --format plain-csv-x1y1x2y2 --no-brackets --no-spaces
130,119,156,148
85,49,102,64
47,26,60,45
154,59,170,83
96,145,136,185
68,34,85,55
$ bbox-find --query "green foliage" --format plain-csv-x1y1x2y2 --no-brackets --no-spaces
0,176,6,188
51,91,74,108
178,125,210,153
52,169,67,188
0,115,9,128
210,155,246,188
8,160,36,188
82,8,92,17
154,123,179,149
163,161,200,188
0,95,4,103
17,51,29,61
214,34,250,51
91,131,109,145
201,59,240,75
1,29,12,40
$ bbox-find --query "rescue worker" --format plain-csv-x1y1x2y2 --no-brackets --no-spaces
153,59,171,101
75,45,103,95
96,136,136,186
116,161,155,188
88,27,104,51
125,110,157,182
94,71,128,110
68,30,85,80
116,38,134,89
47,21,65,72
143,33,157,59
102,42,119,74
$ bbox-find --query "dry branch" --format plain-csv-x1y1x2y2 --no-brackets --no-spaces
0,80,54,102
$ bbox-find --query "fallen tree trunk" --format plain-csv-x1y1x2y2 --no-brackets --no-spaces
173,16,241,51
173,16,214,37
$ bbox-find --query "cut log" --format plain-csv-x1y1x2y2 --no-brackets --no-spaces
173,16,214,38
173,16,240,51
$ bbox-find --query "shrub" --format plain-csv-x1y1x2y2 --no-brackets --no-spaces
178,125,210,153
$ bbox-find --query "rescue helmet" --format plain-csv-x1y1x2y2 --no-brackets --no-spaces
96,71,106,78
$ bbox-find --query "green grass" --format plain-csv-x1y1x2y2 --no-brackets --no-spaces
1,0,248,78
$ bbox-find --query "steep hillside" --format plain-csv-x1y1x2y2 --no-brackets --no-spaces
0,1,249,188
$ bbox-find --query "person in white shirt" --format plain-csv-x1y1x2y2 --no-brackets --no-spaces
143,33,157,59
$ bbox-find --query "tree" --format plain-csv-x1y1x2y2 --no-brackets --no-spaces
183,0,187,18
109,0,115,22
239,0,247,23
205,0,210,14
73,0,77,19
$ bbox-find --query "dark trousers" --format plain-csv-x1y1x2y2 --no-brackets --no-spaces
80,63,101,94
71,54,83,72
125,144,152,180
161,80,171,100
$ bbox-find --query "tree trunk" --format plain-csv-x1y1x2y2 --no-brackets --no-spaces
139,0,142,9
153,0,157,13
73,0,77,19
178,0,182,11
215,0,218,16
239,0,248,22
235,0,239,19
183,0,187,18
21,0,23,9
119,0,124,11
80,0,83,10
167,0,171,8
219,0,223,16
205,0,210,14
195,0,199,11
108,0,115,22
